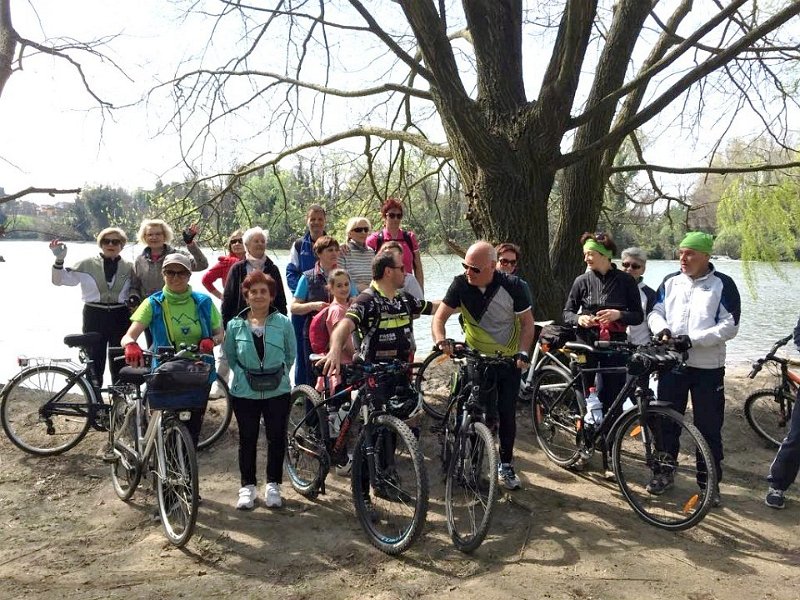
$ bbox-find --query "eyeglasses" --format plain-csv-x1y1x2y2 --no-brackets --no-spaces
229,238,243,245
462,262,482,274
622,261,643,270
386,212,403,219
350,227,370,233
100,238,123,246
163,269,191,278
499,258,517,267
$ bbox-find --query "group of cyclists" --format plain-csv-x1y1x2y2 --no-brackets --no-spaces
48,199,799,521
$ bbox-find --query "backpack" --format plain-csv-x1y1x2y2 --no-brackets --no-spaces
375,229,414,255
308,306,332,354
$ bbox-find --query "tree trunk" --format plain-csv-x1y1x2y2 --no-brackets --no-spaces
0,0,16,99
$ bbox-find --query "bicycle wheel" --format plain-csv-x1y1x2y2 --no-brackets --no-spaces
416,349,457,420
445,421,498,553
109,395,142,501
156,418,199,547
530,365,583,467
744,389,791,448
285,385,328,498
612,407,716,531
351,414,429,555
1,365,93,456
197,378,233,450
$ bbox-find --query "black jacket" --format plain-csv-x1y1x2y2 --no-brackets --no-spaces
221,258,287,326
563,266,644,329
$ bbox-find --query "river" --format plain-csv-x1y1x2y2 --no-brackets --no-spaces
0,239,797,383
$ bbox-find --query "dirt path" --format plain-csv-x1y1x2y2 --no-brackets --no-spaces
1,369,798,599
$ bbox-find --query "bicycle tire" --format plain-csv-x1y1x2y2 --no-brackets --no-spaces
445,421,498,553
156,418,199,547
612,406,716,531
109,394,142,501
416,349,457,420
744,389,791,449
285,385,329,499
351,414,429,555
530,365,583,467
1,365,93,456
197,378,233,450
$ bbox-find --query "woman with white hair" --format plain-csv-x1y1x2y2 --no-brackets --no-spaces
221,226,288,326
338,216,375,292
620,247,656,345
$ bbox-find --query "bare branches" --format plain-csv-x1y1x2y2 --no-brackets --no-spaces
610,161,800,176
0,186,81,205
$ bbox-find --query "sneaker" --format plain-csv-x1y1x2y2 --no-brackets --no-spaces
646,472,674,495
236,485,256,510
765,487,785,510
265,482,282,508
498,463,522,491
604,469,617,482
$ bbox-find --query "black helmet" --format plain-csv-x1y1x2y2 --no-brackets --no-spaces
387,385,421,420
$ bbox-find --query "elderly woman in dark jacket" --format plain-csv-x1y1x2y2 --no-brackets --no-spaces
563,231,643,418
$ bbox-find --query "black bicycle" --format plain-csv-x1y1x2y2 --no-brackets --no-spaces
744,334,797,448
286,357,428,555
433,342,510,553
531,338,716,530
0,333,231,455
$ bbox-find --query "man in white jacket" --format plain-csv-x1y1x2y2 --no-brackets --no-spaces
647,231,741,506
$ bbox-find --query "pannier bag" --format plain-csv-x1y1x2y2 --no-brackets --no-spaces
245,364,285,392
145,358,211,410
538,323,576,350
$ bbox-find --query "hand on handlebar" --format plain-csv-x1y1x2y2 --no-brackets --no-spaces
436,338,455,357
124,343,144,367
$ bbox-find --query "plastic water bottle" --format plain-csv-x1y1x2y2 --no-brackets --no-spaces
328,407,341,438
584,387,604,427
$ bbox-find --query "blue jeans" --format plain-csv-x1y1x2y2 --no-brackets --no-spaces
657,366,725,483
768,388,800,491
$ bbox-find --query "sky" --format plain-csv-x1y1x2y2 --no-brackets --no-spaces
1,1,789,206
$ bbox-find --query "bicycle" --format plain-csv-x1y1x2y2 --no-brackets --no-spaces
517,320,572,404
744,334,797,448
0,333,232,455
286,356,429,555
530,337,717,530
433,342,513,553
108,346,206,547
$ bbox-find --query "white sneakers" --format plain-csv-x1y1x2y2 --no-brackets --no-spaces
265,482,282,508
236,484,256,510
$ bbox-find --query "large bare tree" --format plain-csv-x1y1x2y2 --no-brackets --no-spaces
138,2,800,315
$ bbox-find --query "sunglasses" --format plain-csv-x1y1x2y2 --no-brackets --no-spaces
100,238,124,246
386,212,403,219
229,238,243,245
499,258,517,266
350,227,370,233
163,269,190,278
462,262,482,274
622,261,643,270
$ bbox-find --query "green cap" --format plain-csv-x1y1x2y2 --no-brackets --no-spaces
679,231,713,254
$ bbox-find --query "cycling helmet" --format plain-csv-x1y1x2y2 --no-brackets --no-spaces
388,384,422,421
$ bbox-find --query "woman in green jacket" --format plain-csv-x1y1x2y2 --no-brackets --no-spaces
224,271,296,511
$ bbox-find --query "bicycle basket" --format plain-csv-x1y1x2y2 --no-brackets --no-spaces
145,358,211,410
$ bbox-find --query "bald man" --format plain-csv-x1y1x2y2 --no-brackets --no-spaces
432,241,535,490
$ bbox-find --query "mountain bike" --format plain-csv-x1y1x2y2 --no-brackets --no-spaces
517,320,572,404
433,342,512,553
286,357,428,555
0,333,231,454
531,338,716,530
744,334,797,448
108,346,207,547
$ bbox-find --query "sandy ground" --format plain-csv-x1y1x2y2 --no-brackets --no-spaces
1,367,799,600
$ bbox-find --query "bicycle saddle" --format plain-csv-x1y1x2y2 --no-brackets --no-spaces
64,332,103,348
117,366,149,385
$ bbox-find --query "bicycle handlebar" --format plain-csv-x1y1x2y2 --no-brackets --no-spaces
748,335,794,379
435,341,517,366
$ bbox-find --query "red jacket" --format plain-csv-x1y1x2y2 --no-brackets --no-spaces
201,254,241,294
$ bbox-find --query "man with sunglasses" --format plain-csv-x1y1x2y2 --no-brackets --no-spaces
648,231,741,507
49,227,135,387
432,241,535,490
620,247,656,345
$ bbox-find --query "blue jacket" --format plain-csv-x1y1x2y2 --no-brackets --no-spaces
148,290,217,382
224,308,296,399
286,231,318,293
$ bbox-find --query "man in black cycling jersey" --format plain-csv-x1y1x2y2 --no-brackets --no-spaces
432,241,534,490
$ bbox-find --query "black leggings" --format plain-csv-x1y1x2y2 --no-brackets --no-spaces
231,393,291,486
82,304,129,387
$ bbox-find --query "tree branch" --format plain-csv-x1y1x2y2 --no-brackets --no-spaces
610,161,800,175
1,187,82,204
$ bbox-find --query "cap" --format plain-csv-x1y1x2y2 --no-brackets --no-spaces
162,253,192,271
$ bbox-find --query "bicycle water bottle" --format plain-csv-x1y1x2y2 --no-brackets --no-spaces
328,406,341,438
584,387,604,427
